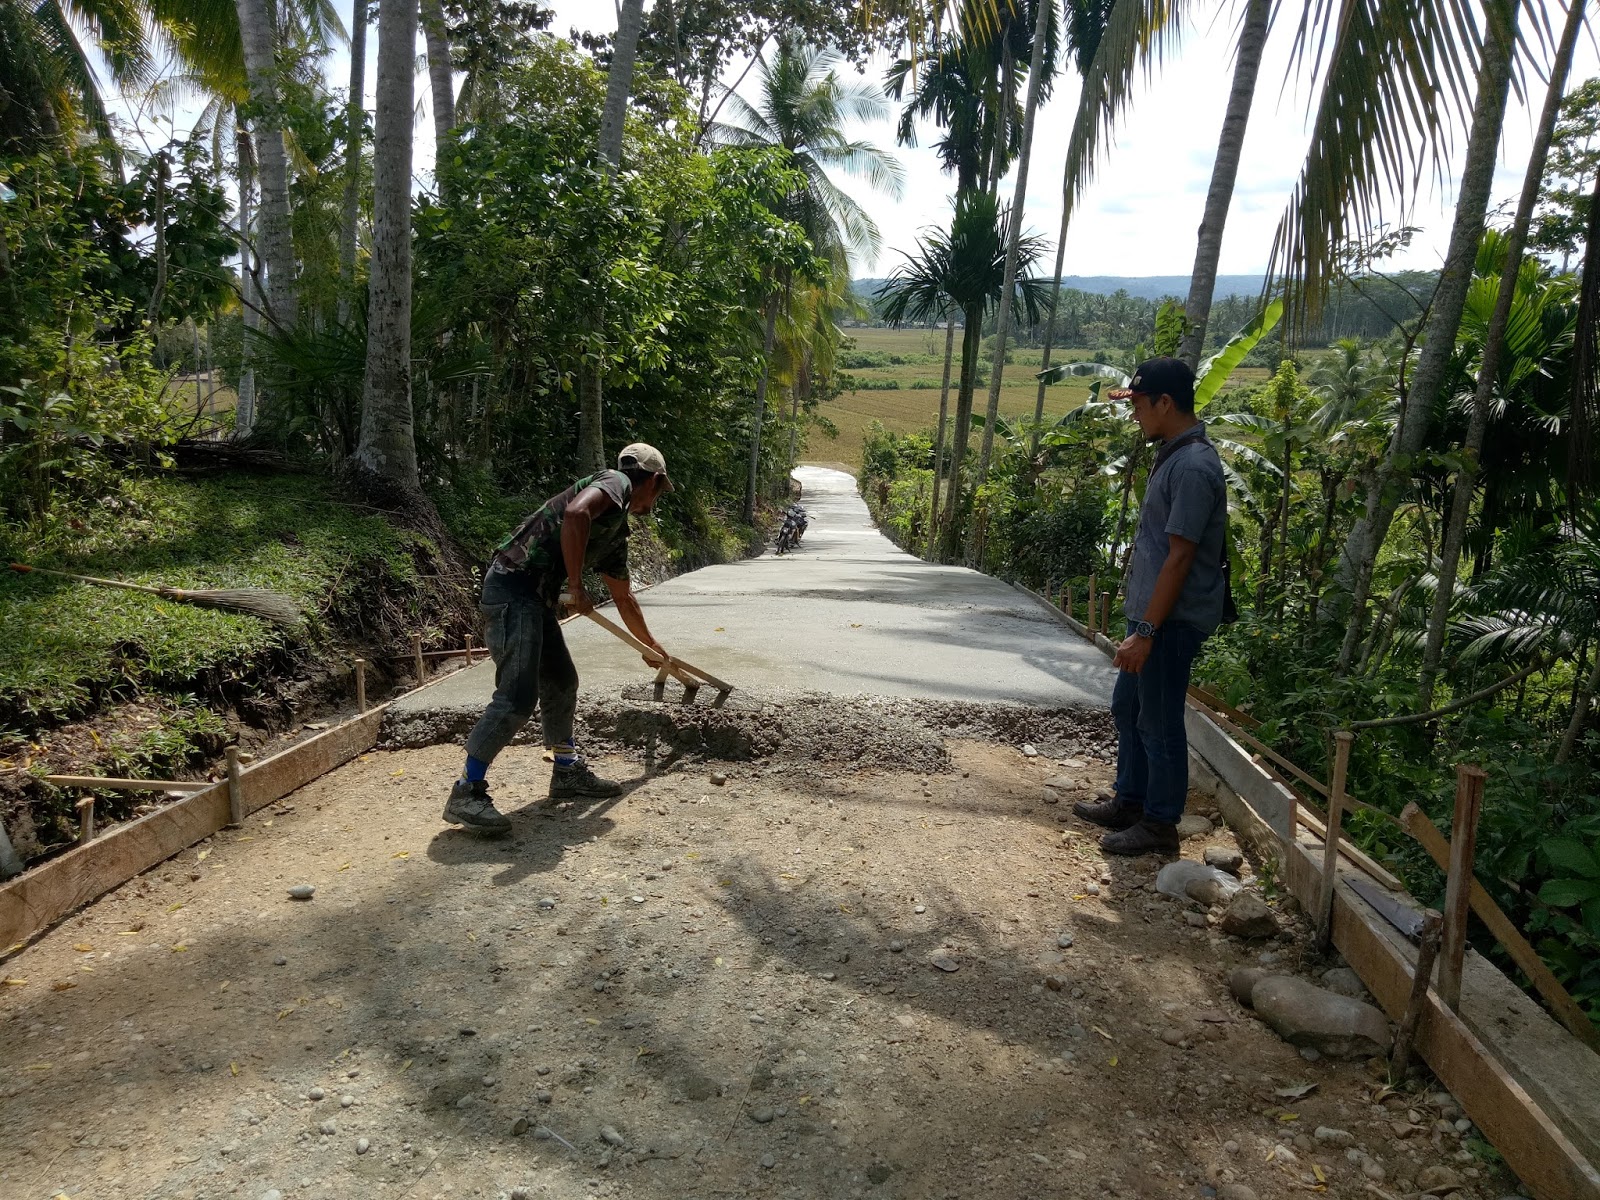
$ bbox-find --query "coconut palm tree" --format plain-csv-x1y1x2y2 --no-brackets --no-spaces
337,0,367,325
354,0,417,487
421,0,455,149
1417,0,1588,706
971,0,1058,511
1176,0,1271,367
717,35,905,268
716,34,904,520
1334,1,1520,674
1,0,244,157
234,0,297,332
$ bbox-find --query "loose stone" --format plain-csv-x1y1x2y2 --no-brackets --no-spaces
888,939,906,953
1057,932,1074,949
356,1137,370,1155
319,1121,336,1135
340,1095,353,1108
914,904,926,914
760,1153,777,1169
749,1106,776,1124
286,885,316,900
308,1087,325,1101
600,1125,626,1146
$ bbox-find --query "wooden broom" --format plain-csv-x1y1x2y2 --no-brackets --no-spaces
8,563,302,625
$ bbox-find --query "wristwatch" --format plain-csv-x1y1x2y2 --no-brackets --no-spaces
1133,620,1158,639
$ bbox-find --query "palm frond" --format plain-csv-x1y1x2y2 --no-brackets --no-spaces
1267,0,1488,322
1059,0,1188,231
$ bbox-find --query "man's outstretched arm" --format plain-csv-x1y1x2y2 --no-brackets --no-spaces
601,575,666,666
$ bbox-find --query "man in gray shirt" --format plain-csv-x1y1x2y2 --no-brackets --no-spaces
1074,358,1229,856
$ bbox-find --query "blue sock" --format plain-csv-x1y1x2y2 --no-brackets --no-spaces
463,755,489,783
553,741,579,768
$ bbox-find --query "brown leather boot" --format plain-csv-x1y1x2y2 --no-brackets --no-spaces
1072,795,1142,830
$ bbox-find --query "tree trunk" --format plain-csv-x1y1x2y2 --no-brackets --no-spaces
578,0,647,475
234,0,298,333
972,0,1053,518
1334,2,1518,673
1557,642,1600,764
147,151,168,322
928,315,956,559
355,0,420,489
942,305,984,560
338,0,368,326
744,294,781,523
599,0,646,168
235,124,259,436
1417,0,1585,707
421,0,454,149
1177,0,1270,368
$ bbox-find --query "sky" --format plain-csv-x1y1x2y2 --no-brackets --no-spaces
118,0,1600,283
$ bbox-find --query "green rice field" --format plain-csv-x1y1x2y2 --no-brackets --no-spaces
807,327,1268,472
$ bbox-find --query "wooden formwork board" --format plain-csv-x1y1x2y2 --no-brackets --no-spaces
1282,839,1600,1200
0,708,385,949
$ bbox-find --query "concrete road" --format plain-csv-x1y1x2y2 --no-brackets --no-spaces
393,466,1115,723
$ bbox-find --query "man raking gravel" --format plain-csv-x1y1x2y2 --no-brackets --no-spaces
444,444,673,835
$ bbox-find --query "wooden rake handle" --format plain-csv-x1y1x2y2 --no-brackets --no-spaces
581,610,734,693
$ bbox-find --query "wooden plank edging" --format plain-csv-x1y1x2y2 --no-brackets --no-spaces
0,707,386,949
1012,580,1600,1197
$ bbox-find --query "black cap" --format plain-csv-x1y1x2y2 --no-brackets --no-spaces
1109,357,1196,410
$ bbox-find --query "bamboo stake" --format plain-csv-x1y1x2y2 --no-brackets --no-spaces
1317,731,1354,949
1439,764,1486,1011
412,633,425,686
354,658,367,713
225,746,244,828
1389,910,1443,1081
76,797,96,845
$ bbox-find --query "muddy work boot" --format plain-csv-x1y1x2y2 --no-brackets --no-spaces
1072,795,1142,830
442,778,512,836
549,760,623,800
1101,818,1180,857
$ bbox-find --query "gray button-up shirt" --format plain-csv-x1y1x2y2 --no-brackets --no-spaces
1122,424,1228,636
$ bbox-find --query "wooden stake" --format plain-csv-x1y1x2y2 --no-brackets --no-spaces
1389,909,1443,1081
1317,730,1354,949
1045,578,1054,605
1087,575,1098,634
1439,763,1486,1011
75,797,96,845
354,658,368,713
1101,592,1112,632
1065,586,1074,617
412,633,425,686
225,746,244,828
464,634,474,664
1398,801,1600,1050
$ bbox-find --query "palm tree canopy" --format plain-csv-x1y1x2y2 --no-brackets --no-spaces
715,34,904,268
878,190,1053,326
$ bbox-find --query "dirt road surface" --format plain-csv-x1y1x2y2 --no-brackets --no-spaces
0,471,1514,1200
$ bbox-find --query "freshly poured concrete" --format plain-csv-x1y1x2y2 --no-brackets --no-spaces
393,466,1116,721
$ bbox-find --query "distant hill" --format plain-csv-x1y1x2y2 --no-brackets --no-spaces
852,274,1267,302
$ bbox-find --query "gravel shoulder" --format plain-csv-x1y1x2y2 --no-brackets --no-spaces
0,724,1515,1200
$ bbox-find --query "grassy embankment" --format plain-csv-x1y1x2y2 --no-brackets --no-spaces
811,327,1269,471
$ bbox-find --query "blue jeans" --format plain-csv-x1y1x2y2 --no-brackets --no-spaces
1111,622,1205,825
464,568,580,765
